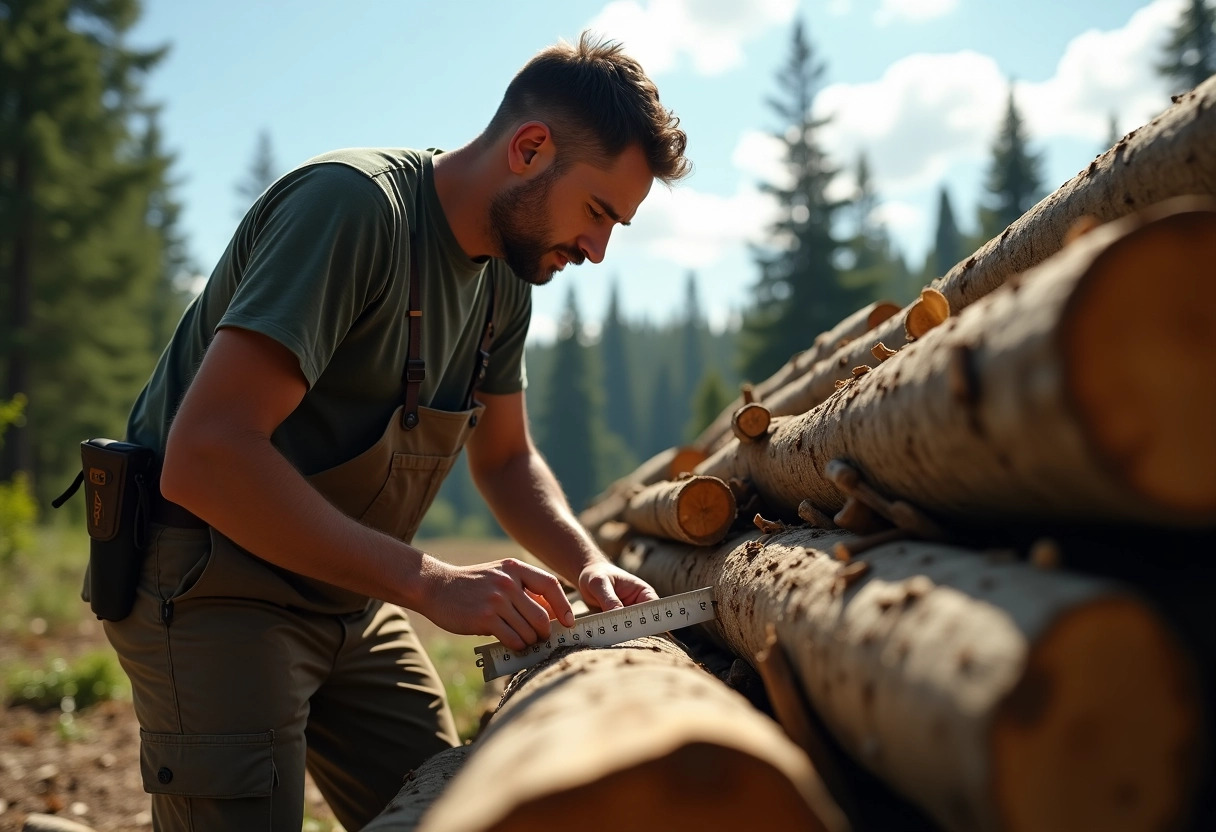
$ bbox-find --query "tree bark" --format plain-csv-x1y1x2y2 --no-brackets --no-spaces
363,747,472,832
759,76,1216,422
699,201,1216,527
622,475,737,546
692,300,900,453
621,529,1200,832
386,637,847,832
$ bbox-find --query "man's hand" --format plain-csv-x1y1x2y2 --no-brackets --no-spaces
578,561,659,612
415,557,576,652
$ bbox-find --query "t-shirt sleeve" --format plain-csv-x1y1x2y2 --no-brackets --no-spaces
480,270,531,395
218,163,393,386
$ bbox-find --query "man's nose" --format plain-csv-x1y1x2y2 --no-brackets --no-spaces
578,226,613,264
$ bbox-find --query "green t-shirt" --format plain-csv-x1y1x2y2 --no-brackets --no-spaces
127,148,531,475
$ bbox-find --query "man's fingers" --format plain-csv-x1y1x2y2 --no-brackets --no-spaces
516,565,576,627
586,573,623,611
496,603,539,651
514,590,553,640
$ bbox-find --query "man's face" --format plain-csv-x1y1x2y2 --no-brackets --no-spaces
489,144,654,285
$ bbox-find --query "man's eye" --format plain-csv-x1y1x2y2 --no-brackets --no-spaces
588,206,605,221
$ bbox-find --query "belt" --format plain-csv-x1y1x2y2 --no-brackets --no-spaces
147,485,209,529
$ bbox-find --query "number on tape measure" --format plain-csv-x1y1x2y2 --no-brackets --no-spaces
473,587,717,682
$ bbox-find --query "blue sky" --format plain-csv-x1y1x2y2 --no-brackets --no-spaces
129,0,1187,342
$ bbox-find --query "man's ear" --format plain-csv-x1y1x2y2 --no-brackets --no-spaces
506,122,555,177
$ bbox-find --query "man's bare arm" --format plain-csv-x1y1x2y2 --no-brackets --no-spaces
159,327,570,649
465,390,657,611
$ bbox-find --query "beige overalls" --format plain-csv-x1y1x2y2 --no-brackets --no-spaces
103,243,496,832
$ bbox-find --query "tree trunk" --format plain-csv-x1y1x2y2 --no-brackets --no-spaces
1,145,34,480
699,201,1216,527
691,300,900,452
622,475,736,546
760,76,1216,422
380,637,847,832
621,529,1200,832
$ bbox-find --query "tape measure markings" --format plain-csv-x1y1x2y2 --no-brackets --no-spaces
473,586,717,682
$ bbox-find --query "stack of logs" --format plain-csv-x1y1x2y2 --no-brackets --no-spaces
367,77,1216,832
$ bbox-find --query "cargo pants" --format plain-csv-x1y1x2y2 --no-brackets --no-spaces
101,403,483,831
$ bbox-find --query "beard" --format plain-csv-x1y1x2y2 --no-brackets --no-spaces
488,163,583,286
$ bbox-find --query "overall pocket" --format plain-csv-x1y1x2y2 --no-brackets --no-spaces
359,452,457,542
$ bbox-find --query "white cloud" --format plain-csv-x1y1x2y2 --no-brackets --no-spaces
587,0,798,76
731,129,789,188
874,0,959,26
627,181,777,267
814,51,1009,196
809,0,1179,201
1017,0,1180,142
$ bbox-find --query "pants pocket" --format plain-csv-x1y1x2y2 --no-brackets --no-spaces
140,728,276,799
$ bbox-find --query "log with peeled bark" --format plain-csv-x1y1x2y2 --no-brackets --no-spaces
620,528,1200,832
691,300,900,452
622,474,737,546
369,636,848,832
760,77,1216,421
576,445,708,534
698,200,1216,528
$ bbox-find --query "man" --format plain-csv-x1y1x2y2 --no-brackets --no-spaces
104,32,690,831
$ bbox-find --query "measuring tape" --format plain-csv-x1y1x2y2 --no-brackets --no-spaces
473,586,717,682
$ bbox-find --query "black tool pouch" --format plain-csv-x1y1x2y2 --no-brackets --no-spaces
53,439,156,621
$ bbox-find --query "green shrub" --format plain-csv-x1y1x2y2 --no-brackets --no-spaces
0,395,37,566
4,650,129,712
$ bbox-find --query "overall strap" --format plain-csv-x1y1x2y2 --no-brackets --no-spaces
401,234,424,430
464,277,498,413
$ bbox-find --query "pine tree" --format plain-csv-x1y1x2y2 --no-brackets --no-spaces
931,186,964,280
679,271,706,432
1105,113,1121,151
643,363,679,458
235,129,279,216
686,369,731,440
1158,0,1216,94
535,287,599,512
599,279,637,450
0,0,180,498
979,87,1045,240
841,152,908,302
738,19,866,381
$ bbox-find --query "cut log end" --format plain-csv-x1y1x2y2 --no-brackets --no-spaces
483,742,839,832
866,300,902,331
668,446,710,479
732,402,773,442
675,477,738,544
905,288,951,341
992,597,1199,832
1064,205,1216,522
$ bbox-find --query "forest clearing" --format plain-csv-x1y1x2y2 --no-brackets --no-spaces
3,2,1215,831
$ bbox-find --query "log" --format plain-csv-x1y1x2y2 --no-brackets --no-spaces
621,528,1201,832
761,77,1216,421
363,747,472,831
577,445,707,534
622,475,737,546
691,300,900,452
731,402,772,442
698,200,1216,527
395,637,848,832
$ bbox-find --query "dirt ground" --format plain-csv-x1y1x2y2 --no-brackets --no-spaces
0,537,526,832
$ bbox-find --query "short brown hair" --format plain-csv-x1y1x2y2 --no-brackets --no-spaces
486,32,691,184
